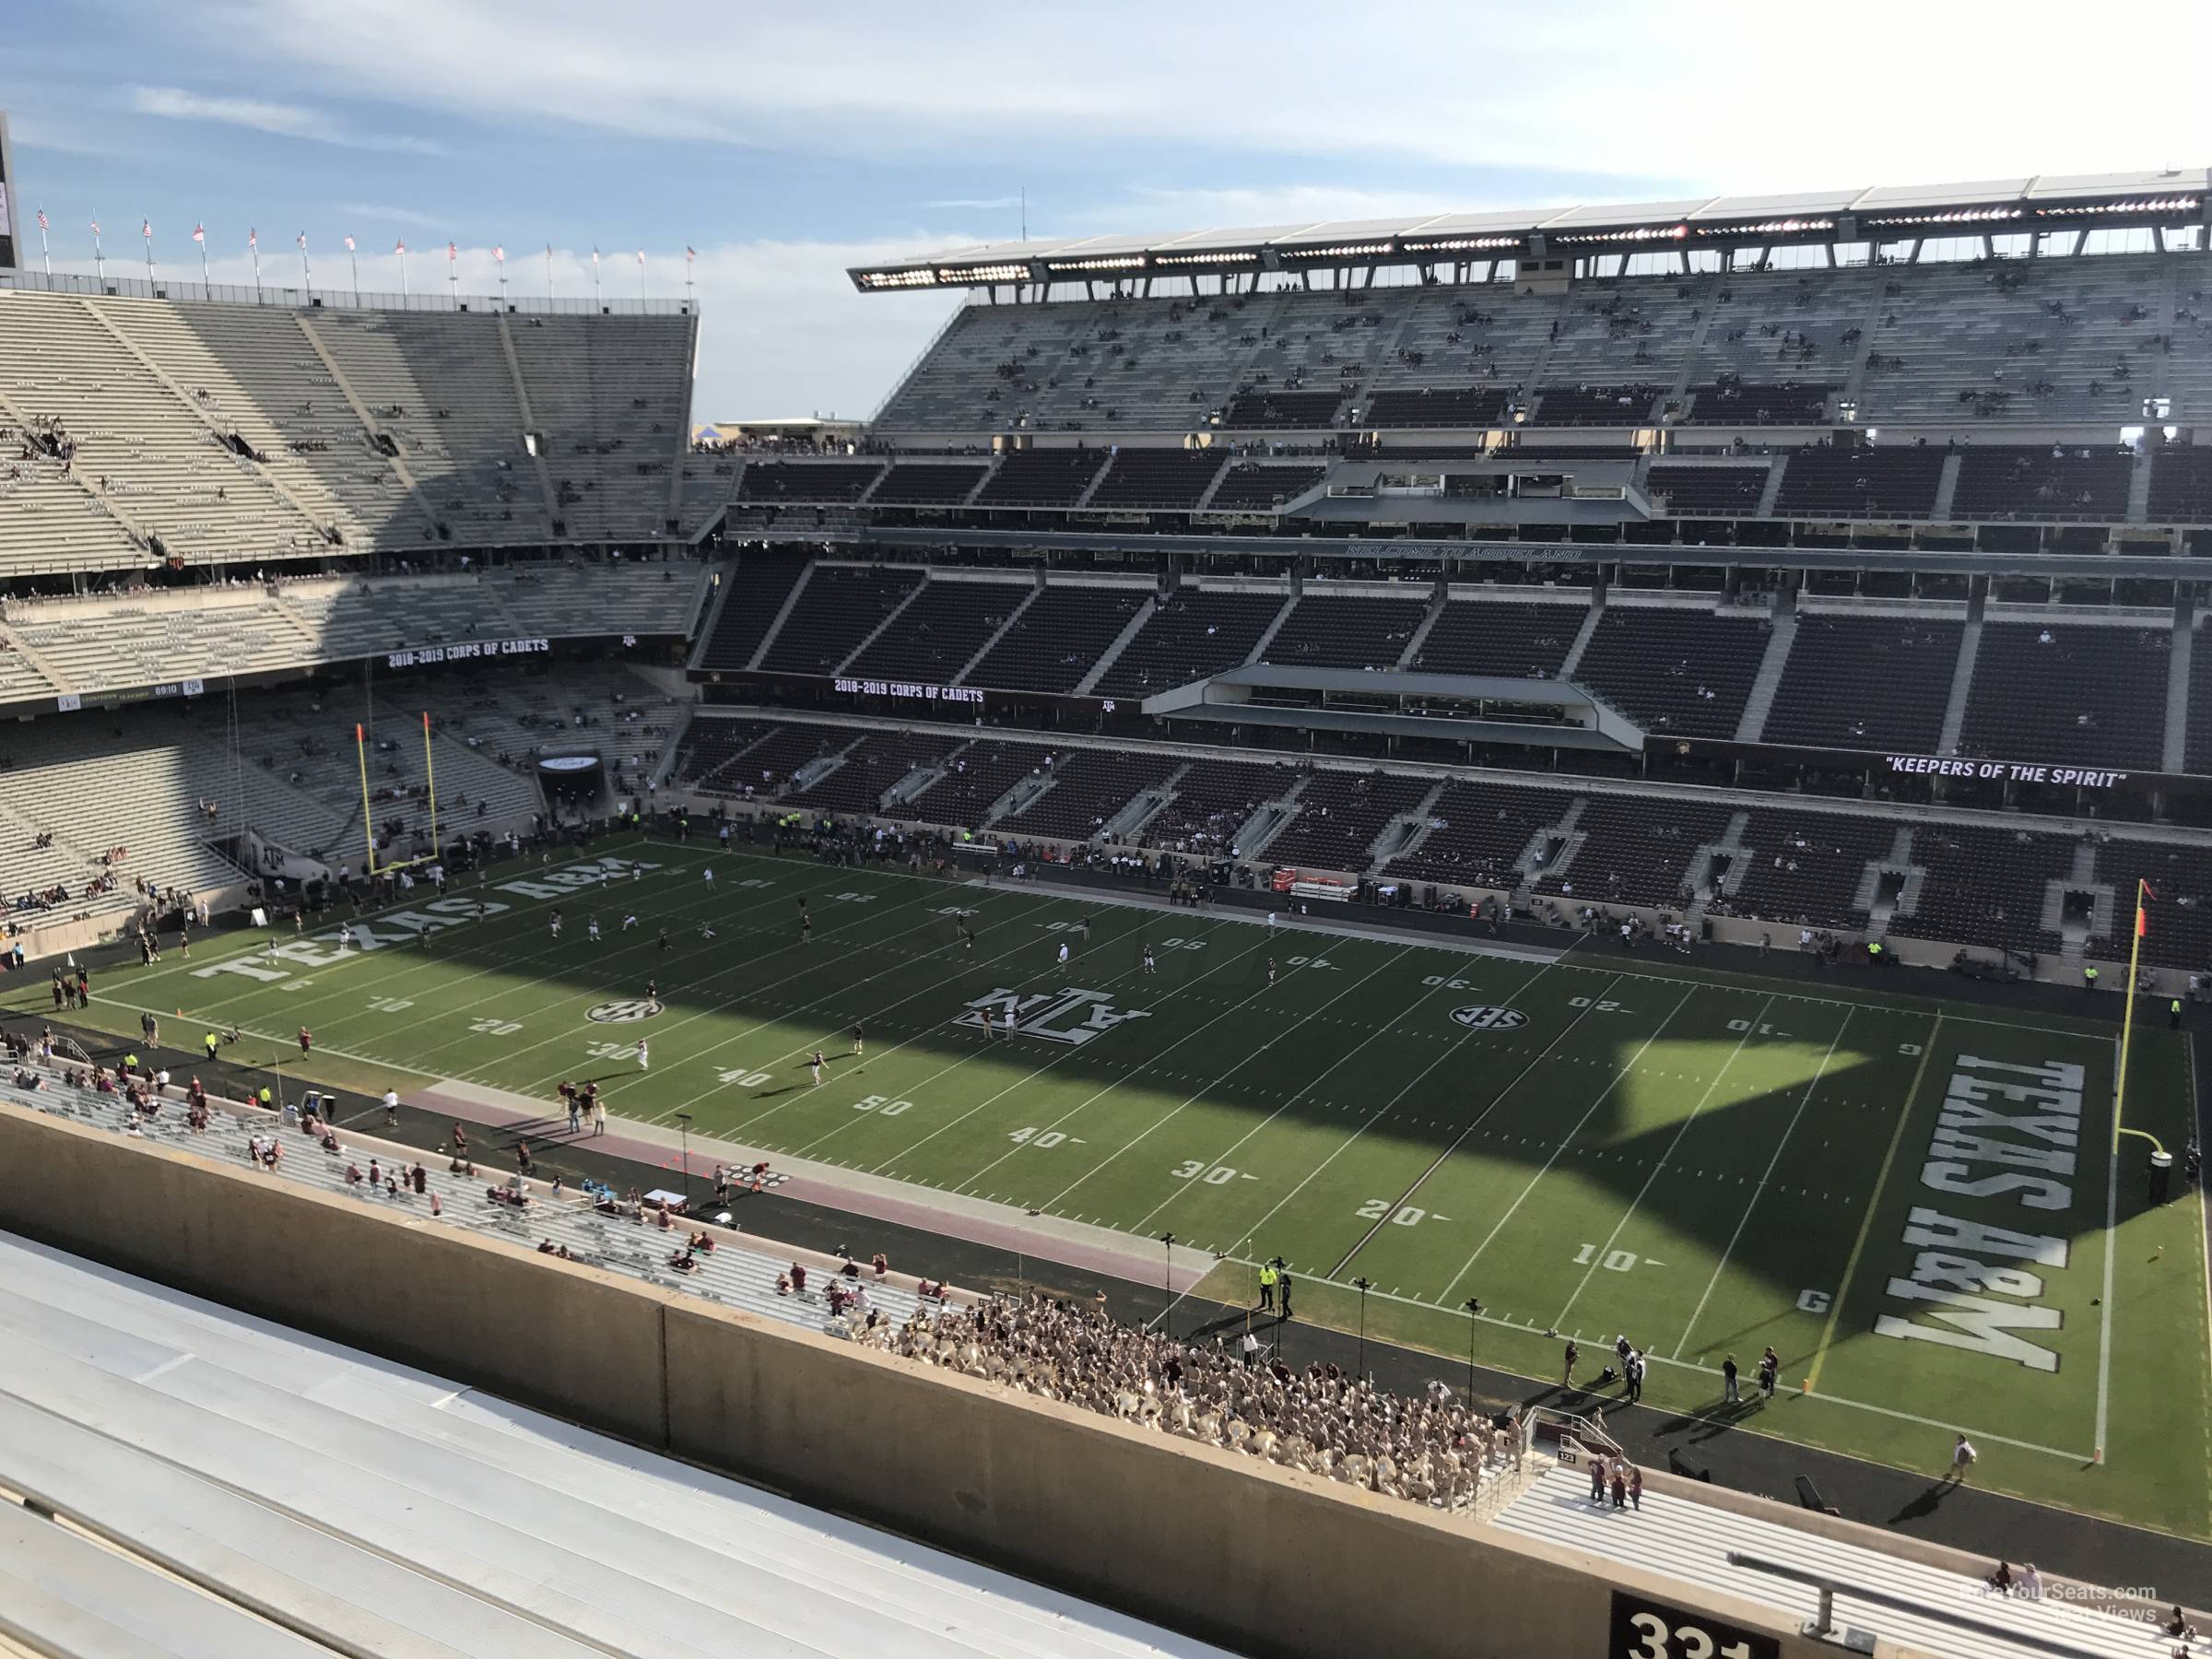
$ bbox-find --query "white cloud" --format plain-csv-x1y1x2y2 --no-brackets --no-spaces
199,0,2211,196
334,201,447,230
130,82,444,154
924,196,1026,212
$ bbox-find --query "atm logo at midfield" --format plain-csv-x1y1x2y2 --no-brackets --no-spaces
953,987,1152,1045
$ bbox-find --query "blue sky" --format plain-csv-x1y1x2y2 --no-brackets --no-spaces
8,0,2210,419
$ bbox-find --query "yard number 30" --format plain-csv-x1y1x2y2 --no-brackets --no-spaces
1625,1612,1761,1659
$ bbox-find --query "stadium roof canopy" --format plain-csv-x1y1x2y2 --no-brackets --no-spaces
849,166,2209,291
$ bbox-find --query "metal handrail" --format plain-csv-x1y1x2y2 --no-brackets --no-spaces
1727,1550,2121,1659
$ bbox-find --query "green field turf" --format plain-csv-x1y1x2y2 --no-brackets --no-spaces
13,834,2208,1538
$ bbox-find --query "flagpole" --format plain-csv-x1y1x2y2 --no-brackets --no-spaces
546,243,553,304
636,249,645,303
250,229,261,300
397,240,409,302
592,247,601,311
37,209,51,276
195,226,209,288
92,221,105,284
347,238,359,302
447,242,457,309
495,245,506,305
299,233,312,300
685,245,695,308
2114,877,2150,1150
143,221,155,284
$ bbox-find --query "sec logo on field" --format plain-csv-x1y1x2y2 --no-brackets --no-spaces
587,999,661,1024
1450,1006,1527,1032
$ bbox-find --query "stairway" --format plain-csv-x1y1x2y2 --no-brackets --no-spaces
1936,610,1985,754
294,314,439,528
1559,597,1606,678
2127,453,2156,524
1754,459,1787,520
1192,461,1234,513
1075,596,1158,696
683,561,740,672
0,622,72,696
1367,780,1446,872
1665,272,1727,406
1242,589,1300,666
2166,607,2197,774
1512,799,1587,908
493,315,565,530
954,584,1041,685
1931,452,1963,524
1105,763,1186,842
745,561,818,672
1395,582,1450,669
1231,778,1309,861
1735,611,1799,743
1685,810,1753,917
1838,265,1890,408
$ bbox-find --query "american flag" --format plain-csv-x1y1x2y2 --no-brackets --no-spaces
447,241,456,260
192,224,205,244
248,228,257,248
494,244,504,262
90,218,100,236
344,235,355,253
686,245,696,262
395,237,406,254
36,208,47,231
297,231,306,249
635,249,644,265
592,247,600,265
142,219,151,239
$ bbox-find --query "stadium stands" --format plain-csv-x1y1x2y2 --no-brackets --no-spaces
868,460,990,505
694,550,812,672
1683,382,1831,425
788,726,966,815
1363,388,1509,428
1221,390,1343,429
1535,794,1735,910
965,582,1148,693
842,577,1026,682
2148,445,2212,522
1772,443,1947,518
1722,808,1898,932
1258,591,1425,670
2192,617,2212,776
971,448,1107,507
1887,822,2077,959
1265,770,1432,872
505,314,690,539
759,564,923,675
1533,384,1661,426
1088,448,1226,510
734,460,884,503
1959,621,2171,771
1762,612,1962,752
1410,596,1585,678
1142,758,1297,854
1206,463,1324,511
1093,588,1287,698
908,738,1057,826
1641,464,1770,516
1571,606,1769,738
1950,445,2135,521
997,748,1182,840
1384,781,1574,892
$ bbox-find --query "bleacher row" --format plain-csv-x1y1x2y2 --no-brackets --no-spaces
0,560,704,702
0,660,669,936
864,253,2212,440
700,559,2205,772
0,288,699,575
673,712,2212,969
714,440,2207,524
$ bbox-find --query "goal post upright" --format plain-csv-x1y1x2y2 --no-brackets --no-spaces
421,710,441,864
356,721,379,878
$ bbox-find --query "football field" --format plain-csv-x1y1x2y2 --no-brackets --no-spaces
15,835,2209,1538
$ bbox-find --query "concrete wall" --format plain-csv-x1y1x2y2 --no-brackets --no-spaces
0,1100,1925,1659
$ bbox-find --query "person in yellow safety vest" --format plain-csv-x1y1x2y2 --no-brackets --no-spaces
2083,965,2100,994
205,1030,220,1062
2174,999,2186,1031
1866,940,1884,965
124,1053,138,1077
1258,1263,1278,1312
257,1086,273,1110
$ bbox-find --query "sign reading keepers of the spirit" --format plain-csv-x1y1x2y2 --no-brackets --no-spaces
1884,753,2130,789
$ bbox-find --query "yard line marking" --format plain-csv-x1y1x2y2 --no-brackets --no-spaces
1279,953,1610,1279
1065,945,1423,1221
2096,1030,2120,1460
943,940,1348,1200
1435,985,1697,1308
1805,1012,1943,1394
1672,1008,1853,1359
1549,994,1776,1332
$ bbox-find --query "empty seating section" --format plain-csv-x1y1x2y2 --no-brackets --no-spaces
1950,445,2133,520
0,292,324,564
305,311,541,546
696,551,812,671
869,462,989,505
1265,771,1431,871
1412,598,1585,678
997,750,1179,839
9,595,300,693
1773,445,1947,518
505,314,691,540
1385,782,1574,890
1536,796,1735,909
1723,809,1894,930
1532,385,1660,426
1888,824,2075,958
2148,447,2212,521
966,583,1147,693
2193,621,2212,775
1206,464,1323,511
844,579,1025,681
1686,269,1866,393
759,565,922,675
1221,390,1342,429
1088,449,1225,510
480,560,704,640
674,717,781,789
790,728,965,815
1538,278,1700,389
972,449,1107,507
1259,593,1424,670
1959,622,2170,770
1684,383,1830,425
1642,464,1770,515
1364,388,1509,428
1572,607,1768,738
432,662,678,794
1094,589,1287,697
1855,255,2164,425
678,455,738,532
719,723,853,794
0,635,57,703
734,461,885,503
2093,841,2212,971
1143,758,1297,853
0,291,697,568
1762,614,1961,752
909,740,1053,826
